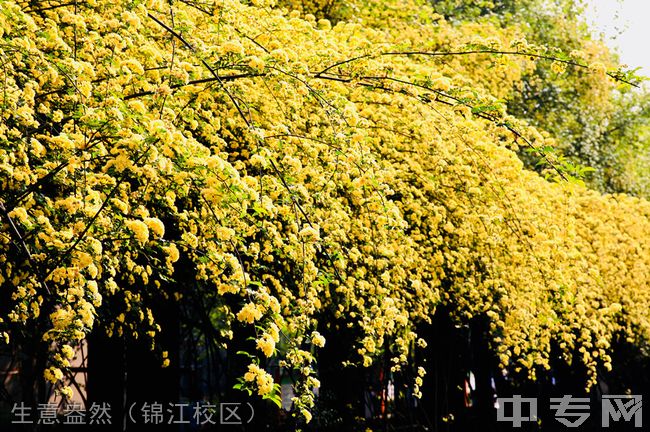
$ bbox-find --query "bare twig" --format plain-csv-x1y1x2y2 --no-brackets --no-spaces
315,49,640,88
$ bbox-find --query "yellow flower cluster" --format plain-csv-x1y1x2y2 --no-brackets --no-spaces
0,0,647,422
59,386,73,399
237,303,263,324
61,345,75,360
144,217,165,239
311,331,326,348
44,367,64,384
244,363,275,396
125,220,150,244
256,333,277,357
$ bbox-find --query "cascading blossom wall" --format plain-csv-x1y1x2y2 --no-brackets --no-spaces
1,0,649,420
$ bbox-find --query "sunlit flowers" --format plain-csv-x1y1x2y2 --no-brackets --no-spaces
244,363,274,396
237,303,263,324
125,220,150,244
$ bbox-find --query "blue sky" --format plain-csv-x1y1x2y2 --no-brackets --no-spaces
583,0,650,78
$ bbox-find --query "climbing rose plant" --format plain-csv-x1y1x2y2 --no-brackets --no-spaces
0,0,648,421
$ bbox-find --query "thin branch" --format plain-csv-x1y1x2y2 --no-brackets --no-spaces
315,49,640,88
3,120,112,210
267,159,343,283
147,12,252,127
23,2,77,13
317,72,569,181
44,145,153,281
123,73,263,100
0,201,52,296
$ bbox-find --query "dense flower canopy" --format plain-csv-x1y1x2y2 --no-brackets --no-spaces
1,0,649,418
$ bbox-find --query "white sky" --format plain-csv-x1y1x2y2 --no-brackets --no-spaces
583,0,650,78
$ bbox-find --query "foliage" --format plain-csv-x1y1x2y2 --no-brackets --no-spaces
429,0,650,195
1,0,649,422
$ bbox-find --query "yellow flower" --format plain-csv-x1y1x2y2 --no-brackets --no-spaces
61,345,75,360
51,110,64,122
144,217,165,239
237,303,263,324
222,40,244,56
317,19,331,31
44,367,64,383
165,244,180,263
125,220,149,244
244,364,260,382
256,333,276,357
256,371,274,396
59,386,73,399
75,252,93,269
363,337,376,353
588,62,607,75
270,48,288,63
311,331,325,348
551,61,567,74
128,100,147,115
248,56,265,73
432,77,452,92
181,232,199,248
8,207,30,225
50,308,74,330
86,264,99,280
122,11,141,28
243,364,274,396
78,81,92,98
298,225,320,243
77,300,95,327
268,323,280,343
